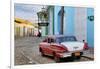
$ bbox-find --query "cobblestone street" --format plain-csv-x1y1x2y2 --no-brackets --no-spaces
15,37,94,65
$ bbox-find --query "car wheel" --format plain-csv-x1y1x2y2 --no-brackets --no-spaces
72,56,81,60
76,56,81,60
53,53,60,62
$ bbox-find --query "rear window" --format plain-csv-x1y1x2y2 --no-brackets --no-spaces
47,38,55,43
56,36,77,43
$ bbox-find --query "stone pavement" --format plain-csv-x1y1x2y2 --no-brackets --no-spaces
83,48,94,60
15,37,55,65
15,37,94,65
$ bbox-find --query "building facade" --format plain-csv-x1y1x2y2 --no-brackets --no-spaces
47,6,94,47
14,18,38,38
47,6,54,35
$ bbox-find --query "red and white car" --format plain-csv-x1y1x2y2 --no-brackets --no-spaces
39,35,88,62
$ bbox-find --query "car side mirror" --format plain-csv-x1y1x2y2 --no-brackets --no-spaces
83,40,85,42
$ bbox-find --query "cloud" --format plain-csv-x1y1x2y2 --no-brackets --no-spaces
14,3,45,23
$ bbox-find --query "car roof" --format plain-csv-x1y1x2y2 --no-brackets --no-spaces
46,35,75,39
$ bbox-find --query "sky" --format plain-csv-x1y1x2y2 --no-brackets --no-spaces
14,3,45,23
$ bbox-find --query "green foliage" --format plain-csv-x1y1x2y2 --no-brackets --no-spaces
37,11,48,21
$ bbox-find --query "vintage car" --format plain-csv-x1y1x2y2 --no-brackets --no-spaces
39,35,88,62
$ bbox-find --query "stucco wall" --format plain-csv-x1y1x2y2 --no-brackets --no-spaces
48,7,54,35
54,6,61,35
87,8,94,47
49,6,94,47
64,7,75,35
74,7,87,42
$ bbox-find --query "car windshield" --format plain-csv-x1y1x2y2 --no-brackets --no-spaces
56,36,77,43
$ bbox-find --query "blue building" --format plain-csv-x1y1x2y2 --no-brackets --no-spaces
47,6,94,47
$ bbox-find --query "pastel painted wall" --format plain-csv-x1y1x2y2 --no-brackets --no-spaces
87,8,94,47
48,6,54,35
41,27,46,36
64,7,75,35
49,6,94,47
54,6,75,35
58,12,61,34
54,6,61,35
74,7,87,42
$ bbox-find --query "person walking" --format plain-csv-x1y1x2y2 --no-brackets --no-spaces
38,31,41,37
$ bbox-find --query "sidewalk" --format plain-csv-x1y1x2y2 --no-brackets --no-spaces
83,47,94,60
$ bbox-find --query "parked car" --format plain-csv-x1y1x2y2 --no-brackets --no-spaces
39,35,88,62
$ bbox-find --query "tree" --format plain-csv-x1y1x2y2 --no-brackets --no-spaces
37,11,48,23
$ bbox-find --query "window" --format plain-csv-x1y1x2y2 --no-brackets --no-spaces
48,38,51,43
47,38,55,43
51,38,55,43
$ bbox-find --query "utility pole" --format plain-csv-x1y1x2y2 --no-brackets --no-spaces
60,6,64,35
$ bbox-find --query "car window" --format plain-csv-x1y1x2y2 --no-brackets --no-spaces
47,38,55,43
48,38,51,43
56,36,77,43
51,38,55,43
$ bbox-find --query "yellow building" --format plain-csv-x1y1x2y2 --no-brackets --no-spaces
14,18,38,37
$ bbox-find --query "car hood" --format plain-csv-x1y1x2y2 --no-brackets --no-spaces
61,41,84,51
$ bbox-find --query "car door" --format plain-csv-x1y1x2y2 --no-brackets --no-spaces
41,38,53,56
40,38,50,54
45,38,57,56
43,38,55,56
